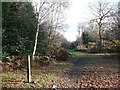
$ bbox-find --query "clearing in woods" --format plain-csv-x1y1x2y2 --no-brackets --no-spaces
0,50,119,88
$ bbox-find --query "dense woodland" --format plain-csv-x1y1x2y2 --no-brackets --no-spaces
2,1,70,71
0,1,120,88
2,1,120,54
1,1,120,71
2,2,68,56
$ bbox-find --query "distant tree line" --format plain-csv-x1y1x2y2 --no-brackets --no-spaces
67,1,120,53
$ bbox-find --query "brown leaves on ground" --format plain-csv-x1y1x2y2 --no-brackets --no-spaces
1,55,119,88
52,56,119,88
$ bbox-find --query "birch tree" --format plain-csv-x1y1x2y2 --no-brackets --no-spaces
32,0,68,59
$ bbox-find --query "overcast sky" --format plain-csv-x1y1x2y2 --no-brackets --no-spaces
63,0,119,42
32,0,119,42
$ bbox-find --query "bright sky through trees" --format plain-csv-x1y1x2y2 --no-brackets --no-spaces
63,0,119,42
32,0,119,42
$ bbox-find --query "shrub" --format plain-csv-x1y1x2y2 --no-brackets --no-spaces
2,56,26,72
103,40,120,53
88,40,120,53
32,56,54,67
56,48,69,61
47,45,70,61
89,47,100,53
76,45,88,52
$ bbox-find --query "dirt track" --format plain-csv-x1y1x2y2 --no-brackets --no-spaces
55,55,119,88
1,55,119,88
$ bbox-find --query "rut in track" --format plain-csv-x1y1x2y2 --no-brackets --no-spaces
55,56,119,88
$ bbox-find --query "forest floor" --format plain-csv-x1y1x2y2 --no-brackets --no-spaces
0,50,119,88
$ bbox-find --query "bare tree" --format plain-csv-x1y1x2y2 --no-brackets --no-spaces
89,0,113,52
110,2,120,40
103,2,120,43
32,0,68,59
47,1,69,45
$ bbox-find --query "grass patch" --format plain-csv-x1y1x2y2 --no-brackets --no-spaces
0,60,72,88
1,49,119,88
79,55,119,73
68,49,87,56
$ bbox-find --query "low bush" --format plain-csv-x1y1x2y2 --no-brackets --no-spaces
33,56,54,66
2,56,26,72
89,47,100,53
56,48,69,61
2,45,70,72
76,45,88,52
47,45,70,61
87,40,120,53
103,40,120,53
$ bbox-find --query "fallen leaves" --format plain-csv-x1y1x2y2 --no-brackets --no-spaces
0,55,119,88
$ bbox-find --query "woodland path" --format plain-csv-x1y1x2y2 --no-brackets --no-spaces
55,55,119,88
1,54,119,88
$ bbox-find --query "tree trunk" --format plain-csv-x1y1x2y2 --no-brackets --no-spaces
99,23,102,52
32,6,41,60
32,22,40,60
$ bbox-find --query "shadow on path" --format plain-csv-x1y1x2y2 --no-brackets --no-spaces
61,55,119,88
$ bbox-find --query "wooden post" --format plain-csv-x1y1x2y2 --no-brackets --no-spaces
27,55,31,83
